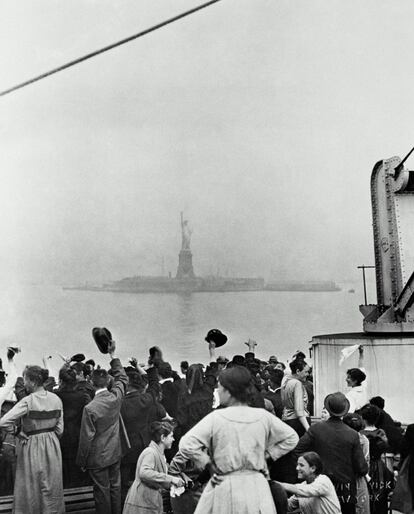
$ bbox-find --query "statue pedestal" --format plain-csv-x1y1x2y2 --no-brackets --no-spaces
176,250,195,279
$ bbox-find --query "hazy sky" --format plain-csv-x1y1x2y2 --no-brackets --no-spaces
1,0,414,285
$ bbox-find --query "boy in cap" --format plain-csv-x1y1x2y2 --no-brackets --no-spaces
268,355,278,369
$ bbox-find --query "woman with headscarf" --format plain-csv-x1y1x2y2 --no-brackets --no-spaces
343,412,371,514
360,404,393,514
169,364,214,514
176,364,214,437
0,365,64,513
170,366,298,514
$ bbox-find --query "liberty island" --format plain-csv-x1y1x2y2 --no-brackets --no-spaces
64,212,265,294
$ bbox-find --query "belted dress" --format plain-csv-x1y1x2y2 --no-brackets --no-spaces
174,406,299,514
0,389,65,514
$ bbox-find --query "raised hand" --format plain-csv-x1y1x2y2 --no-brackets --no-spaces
128,357,138,368
244,338,258,352
7,346,20,360
108,340,116,357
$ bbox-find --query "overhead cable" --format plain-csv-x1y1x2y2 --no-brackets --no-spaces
0,0,223,98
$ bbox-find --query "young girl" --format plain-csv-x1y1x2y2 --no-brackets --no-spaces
123,421,185,514
278,452,342,514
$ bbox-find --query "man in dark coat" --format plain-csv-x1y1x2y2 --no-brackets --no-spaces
294,392,368,514
56,364,91,487
120,363,165,502
77,345,128,514
369,396,403,453
262,368,284,418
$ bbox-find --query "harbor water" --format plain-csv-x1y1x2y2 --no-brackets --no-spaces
0,284,362,371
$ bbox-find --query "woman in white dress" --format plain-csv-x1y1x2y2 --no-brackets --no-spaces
0,365,64,514
170,366,298,514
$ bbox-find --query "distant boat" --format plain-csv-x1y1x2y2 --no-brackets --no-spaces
348,288,355,293
264,280,341,292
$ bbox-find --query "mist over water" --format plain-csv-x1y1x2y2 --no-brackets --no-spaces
0,1,394,375
0,284,363,372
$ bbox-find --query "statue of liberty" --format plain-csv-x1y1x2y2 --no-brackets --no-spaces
180,212,192,251
176,211,195,278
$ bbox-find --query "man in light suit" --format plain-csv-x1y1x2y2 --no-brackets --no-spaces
77,342,128,514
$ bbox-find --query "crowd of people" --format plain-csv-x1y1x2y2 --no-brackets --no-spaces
0,329,411,514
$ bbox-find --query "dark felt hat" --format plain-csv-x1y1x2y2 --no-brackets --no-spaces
232,354,245,366
70,353,85,363
205,329,227,348
127,369,146,389
292,350,306,360
324,392,350,418
7,347,20,360
92,327,113,354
